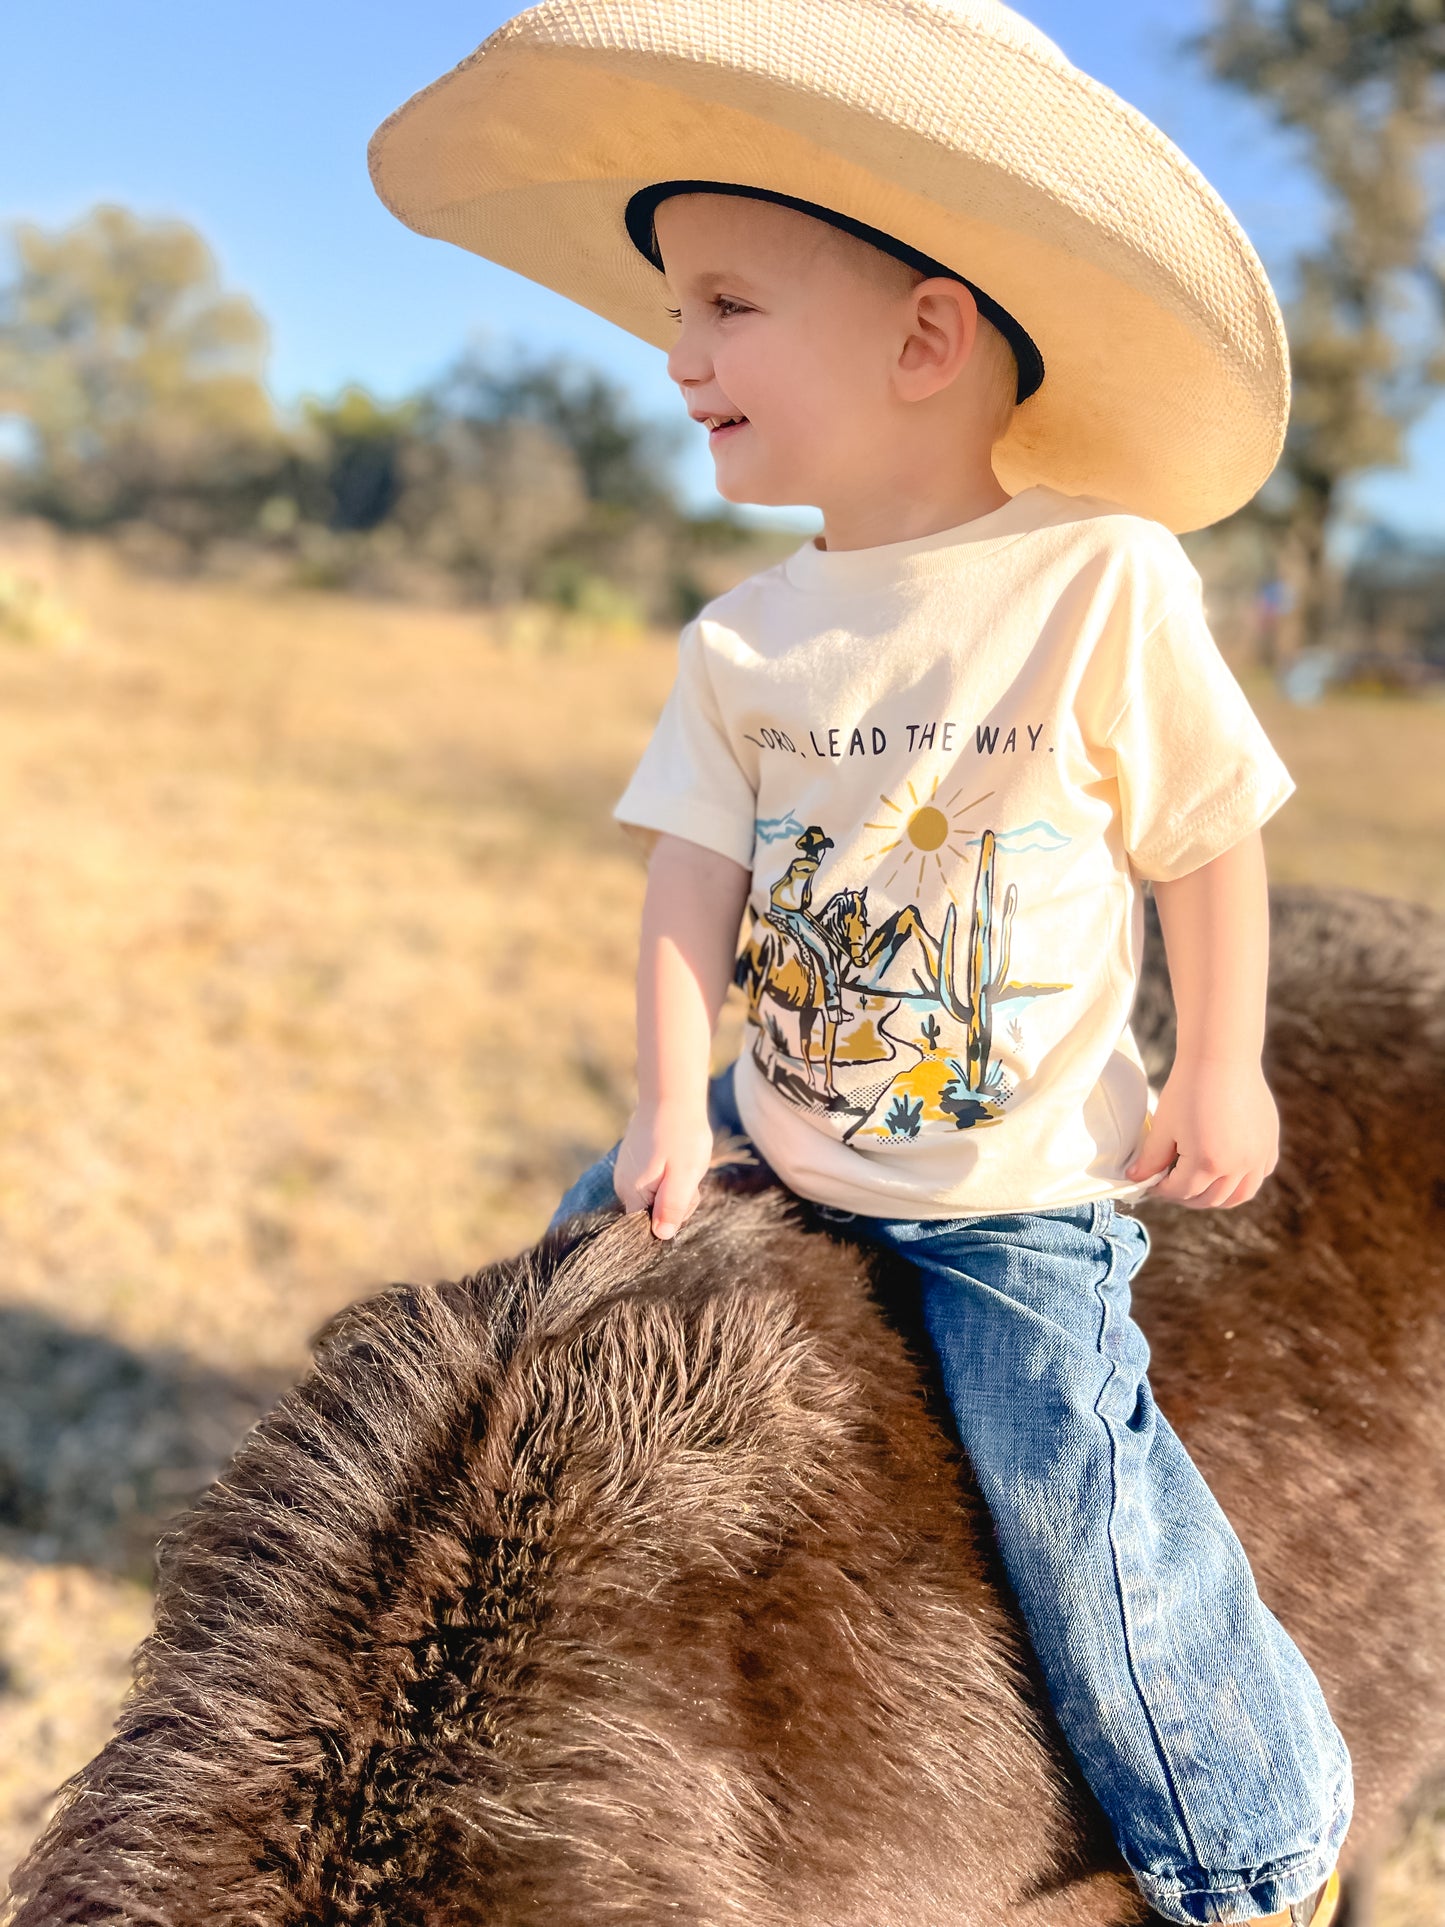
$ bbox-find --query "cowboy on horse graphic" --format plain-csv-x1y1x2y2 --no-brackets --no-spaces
735,820,1071,1132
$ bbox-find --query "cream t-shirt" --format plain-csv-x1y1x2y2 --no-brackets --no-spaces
613,484,1296,1220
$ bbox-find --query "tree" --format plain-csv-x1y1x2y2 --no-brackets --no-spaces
391,409,590,603
0,203,281,540
293,385,421,532
432,342,686,514
409,341,705,617
0,207,772,619
1192,1,1445,659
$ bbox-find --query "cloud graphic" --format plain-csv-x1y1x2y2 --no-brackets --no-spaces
755,812,807,844
961,820,1071,855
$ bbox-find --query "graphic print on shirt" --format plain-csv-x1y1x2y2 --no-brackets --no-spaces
734,788,1074,1145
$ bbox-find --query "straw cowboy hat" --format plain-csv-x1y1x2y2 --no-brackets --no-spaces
368,0,1290,534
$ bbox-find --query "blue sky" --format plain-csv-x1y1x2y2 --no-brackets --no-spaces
3,1,1441,539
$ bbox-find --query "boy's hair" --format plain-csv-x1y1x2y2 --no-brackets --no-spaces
645,193,1021,445
632,180,1044,413
890,254,1018,444
949,301,1018,444
812,220,1019,444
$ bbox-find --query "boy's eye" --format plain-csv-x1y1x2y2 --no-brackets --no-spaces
663,297,750,322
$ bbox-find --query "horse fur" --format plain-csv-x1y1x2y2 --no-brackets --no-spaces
5,884,1444,1927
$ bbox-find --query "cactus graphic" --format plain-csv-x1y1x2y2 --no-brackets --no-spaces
967,828,1015,1087
920,1013,942,1051
884,1094,924,1139
935,827,1016,1097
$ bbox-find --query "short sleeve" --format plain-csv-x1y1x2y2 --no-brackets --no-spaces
612,618,757,870
1100,564,1296,883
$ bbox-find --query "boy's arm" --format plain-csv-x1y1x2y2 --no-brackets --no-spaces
1123,829,1281,1209
616,831,752,1238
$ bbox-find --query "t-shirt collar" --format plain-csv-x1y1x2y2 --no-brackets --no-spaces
782,485,1049,593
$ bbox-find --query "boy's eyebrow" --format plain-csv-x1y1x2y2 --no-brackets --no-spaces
671,268,763,296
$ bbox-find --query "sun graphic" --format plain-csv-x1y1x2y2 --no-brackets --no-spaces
860,775,996,900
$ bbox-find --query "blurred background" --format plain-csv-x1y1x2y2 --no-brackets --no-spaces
0,2,1441,1911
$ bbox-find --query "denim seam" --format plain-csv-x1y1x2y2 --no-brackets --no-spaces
1091,1230,1206,1871
1134,1783,1351,1912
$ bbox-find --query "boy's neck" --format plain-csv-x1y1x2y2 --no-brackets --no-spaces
814,469,1013,554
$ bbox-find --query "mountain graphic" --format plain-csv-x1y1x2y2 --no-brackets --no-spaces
755,812,807,844
962,819,1070,855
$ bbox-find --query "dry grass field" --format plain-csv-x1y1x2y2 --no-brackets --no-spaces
1,529,1442,1914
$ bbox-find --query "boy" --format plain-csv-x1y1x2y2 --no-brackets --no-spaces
370,5,1352,1920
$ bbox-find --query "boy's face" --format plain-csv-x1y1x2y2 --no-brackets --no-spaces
654,192,1002,512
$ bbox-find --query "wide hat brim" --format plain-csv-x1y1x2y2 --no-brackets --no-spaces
368,0,1290,534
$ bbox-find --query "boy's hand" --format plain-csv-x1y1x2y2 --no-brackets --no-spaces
613,1098,717,1239
1124,1057,1280,1209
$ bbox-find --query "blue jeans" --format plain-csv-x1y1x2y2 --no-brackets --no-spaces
548,1061,1353,1924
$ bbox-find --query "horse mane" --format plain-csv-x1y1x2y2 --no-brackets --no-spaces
813,886,864,952
4,1161,1106,1927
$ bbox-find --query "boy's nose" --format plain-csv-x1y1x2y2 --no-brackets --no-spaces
666,332,711,390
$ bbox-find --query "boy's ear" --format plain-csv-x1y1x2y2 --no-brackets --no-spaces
901,275,994,398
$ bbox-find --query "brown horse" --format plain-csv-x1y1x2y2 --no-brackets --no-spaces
5,884,1442,1927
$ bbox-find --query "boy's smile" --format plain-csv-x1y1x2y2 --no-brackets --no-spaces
653,191,1016,551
